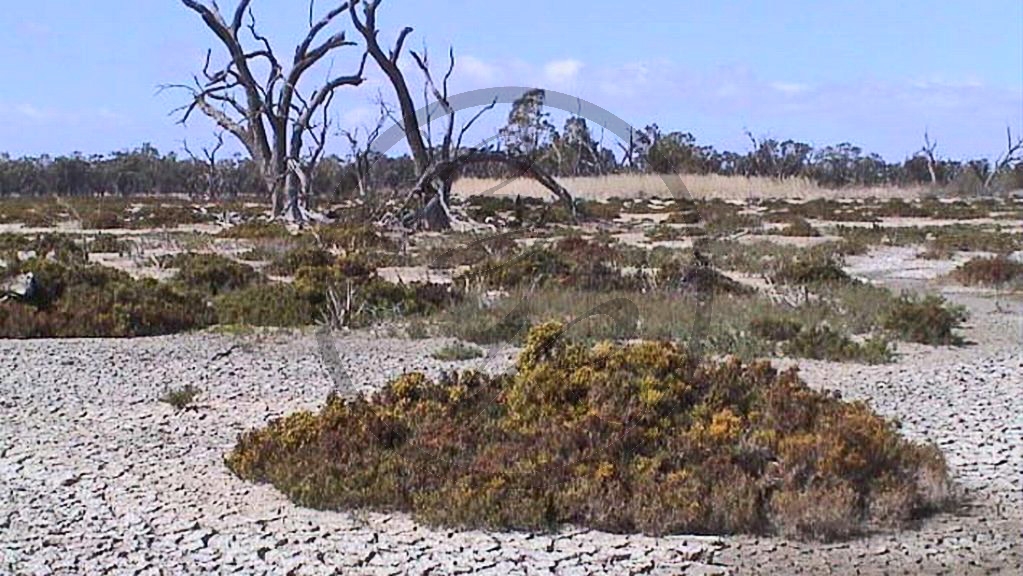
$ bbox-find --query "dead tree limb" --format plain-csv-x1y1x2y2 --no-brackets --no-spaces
183,132,225,200
340,100,387,198
984,126,1023,190
169,0,365,223
921,131,939,185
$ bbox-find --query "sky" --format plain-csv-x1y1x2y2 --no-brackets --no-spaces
0,0,1021,162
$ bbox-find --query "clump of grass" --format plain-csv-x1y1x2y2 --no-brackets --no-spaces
952,256,1023,287
882,294,966,345
160,384,201,410
431,341,485,361
227,322,950,541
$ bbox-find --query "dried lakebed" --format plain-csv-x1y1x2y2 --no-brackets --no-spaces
1,292,1021,575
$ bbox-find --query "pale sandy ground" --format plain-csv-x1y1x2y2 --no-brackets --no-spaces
1,245,1021,575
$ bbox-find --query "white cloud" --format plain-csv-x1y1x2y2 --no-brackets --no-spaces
459,55,498,84
543,59,583,85
770,81,810,95
5,103,127,125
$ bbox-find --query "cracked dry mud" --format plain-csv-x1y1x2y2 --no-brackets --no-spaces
1,287,1021,574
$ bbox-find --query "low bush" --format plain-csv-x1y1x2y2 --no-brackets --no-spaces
0,259,211,338
160,384,201,410
663,211,702,225
311,224,397,252
88,234,133,254
214,283,316,327
658,261,754,295
773,257,851,285
882,294,966,345
431,341,485,361
952,256,1023,287
164,253,263,296
227,322,950,540
265,245,335,276
0,233,88,265
80,209,126,230
783,324,893,364
749,316,803,342
777,218,821,237
219,220,291,239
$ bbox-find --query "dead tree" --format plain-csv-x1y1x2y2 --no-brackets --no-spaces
349,0,574,230
984,126,1023,190
170,0,366,223
182,132,225,200
340,100,387,198
921,131,939,185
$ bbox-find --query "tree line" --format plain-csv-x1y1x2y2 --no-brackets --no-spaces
3,113,1020,201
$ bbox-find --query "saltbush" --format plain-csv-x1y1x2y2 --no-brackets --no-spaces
164,253,263,296
0,259,211,338
227,322,950,540
952,256,1023,287
882,294,966,345
213,283,315,327
773,257,851,285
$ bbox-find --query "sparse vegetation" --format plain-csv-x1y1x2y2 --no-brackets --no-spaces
431,341,485,361
160,384,201,410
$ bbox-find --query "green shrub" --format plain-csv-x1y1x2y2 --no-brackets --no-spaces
227,322,949,540
750,316,803,342
265,246,335,276
0,260,211,338
783,324,893,364
774,257,851,285
164,253,263,296
0,233,87,265
882,294,966,345
213,283,316,327
952,256,1023,287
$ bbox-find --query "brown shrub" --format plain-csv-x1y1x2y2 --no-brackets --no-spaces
227,322,950,540
952,256,1023,287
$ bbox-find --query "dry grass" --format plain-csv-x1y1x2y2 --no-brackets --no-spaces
453,174,929,202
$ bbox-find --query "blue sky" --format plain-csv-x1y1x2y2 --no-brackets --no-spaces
0,0,1020,161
